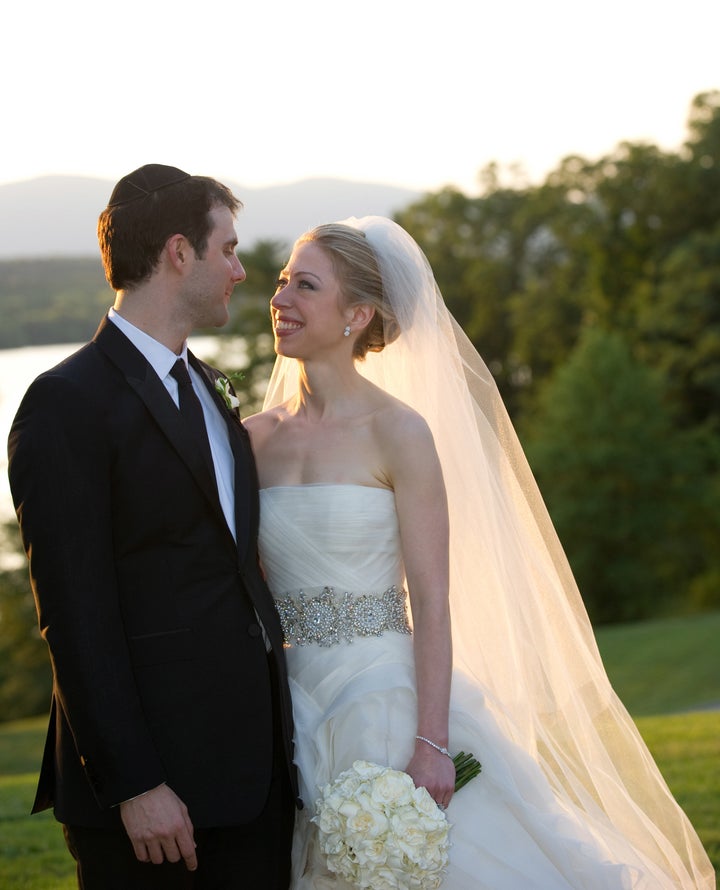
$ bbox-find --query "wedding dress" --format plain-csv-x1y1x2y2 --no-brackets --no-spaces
259,484,697,889
259,217,714,888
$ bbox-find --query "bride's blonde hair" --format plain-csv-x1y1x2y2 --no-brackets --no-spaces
297,224,400,360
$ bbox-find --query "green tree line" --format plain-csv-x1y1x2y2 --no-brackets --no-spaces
0,258,110,348
1,92,719,720
388,90,720,624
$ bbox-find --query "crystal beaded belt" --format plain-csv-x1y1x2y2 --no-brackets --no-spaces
274,585,412,647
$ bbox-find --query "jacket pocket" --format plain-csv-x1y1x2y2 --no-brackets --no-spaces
128,628,193,666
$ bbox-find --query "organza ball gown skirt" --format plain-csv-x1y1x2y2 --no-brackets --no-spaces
258,485,697,889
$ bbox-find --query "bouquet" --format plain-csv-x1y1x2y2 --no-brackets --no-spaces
313,753,479,890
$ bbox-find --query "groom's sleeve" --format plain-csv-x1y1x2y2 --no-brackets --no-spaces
8,373,167,808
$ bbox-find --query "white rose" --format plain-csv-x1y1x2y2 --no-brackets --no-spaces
336,777,361,800
338,798,361,820
319,831,345,857
393,816,427,854
411,785,443,819
353,836,388,866
423,827,451,856
375,865,402,890
328,852,359,884
315,804,342,834
347,804,390,838
371,768,415,808
352,760,385,780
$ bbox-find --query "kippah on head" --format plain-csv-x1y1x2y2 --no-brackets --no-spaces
107,164,191,207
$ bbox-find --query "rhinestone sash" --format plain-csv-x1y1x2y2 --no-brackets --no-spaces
274,585,412,648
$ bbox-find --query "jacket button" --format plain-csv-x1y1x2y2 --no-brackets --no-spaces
247,623,262,638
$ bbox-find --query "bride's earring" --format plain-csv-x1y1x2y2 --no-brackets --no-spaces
343,325,351,337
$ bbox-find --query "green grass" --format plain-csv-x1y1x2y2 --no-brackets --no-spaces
637,712,720,880
595,611,720,716
1,612,718,887
0,718,76,889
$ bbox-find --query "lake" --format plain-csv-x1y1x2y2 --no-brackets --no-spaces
0,336,230,526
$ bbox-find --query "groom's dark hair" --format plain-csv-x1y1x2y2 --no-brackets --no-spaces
98,166,241,291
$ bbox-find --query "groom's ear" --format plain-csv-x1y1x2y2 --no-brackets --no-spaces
166,234,191,272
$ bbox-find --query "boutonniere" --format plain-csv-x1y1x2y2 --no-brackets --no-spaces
214,373,243,411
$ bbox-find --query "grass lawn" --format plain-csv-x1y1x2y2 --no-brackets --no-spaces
1,612,718,888
637,711,720,879
0,717,76,890
595,610,720,716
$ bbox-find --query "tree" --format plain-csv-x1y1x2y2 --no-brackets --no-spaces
0,522,51,720
396,177,588,413
635,225,720,424
521,328,718,624
680,90,720,233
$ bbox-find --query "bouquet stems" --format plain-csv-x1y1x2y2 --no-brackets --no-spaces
452,751,482,791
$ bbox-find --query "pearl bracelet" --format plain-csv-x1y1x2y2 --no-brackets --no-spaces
415,735,452,759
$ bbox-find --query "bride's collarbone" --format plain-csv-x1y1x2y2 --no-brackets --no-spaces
275,416,380,450
261,445,391,491
280,393,392,430
262,411,393,488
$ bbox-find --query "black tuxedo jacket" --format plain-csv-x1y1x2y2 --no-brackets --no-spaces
8,317,297,828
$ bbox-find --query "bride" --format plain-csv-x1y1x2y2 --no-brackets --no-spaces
244,216,713,888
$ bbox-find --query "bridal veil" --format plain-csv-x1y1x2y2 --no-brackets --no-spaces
262,216,714,888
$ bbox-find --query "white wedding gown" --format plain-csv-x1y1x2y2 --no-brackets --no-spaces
259,484,697,889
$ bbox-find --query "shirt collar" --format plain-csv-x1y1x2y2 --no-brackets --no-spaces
108,308,188,380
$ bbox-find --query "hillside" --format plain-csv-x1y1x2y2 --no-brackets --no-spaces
0,257,109,348
0,175,422,259
0,175,422,347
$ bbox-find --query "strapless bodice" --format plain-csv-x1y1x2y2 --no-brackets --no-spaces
258,485,409,647
258,484,404,594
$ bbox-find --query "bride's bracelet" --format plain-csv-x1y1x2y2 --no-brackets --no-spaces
415,735,452,759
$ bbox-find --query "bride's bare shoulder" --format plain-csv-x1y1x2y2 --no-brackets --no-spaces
370,388,434,442
243,403,291,443
371,395,441,488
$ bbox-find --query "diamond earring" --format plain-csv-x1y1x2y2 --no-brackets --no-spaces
343,325,351,337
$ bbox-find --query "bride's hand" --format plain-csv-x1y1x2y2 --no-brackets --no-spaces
406,745,456,811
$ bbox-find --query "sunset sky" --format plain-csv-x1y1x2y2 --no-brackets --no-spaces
2,0,718,194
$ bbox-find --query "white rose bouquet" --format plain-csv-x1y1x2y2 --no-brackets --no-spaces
313,760,451,890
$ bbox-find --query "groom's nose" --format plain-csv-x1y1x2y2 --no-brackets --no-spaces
231,254,246,283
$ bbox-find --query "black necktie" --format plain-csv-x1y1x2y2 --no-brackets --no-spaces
170,359,215,477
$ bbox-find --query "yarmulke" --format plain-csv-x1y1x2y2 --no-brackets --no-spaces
107,164,191,207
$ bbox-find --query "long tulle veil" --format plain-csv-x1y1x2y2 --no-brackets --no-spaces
262,216,714,887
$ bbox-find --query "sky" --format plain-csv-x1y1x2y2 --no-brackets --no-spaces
2,0,718,196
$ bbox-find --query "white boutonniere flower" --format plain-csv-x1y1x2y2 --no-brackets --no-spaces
214,376,241,410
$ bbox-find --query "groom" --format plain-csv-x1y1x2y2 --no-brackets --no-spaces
7,165,297,889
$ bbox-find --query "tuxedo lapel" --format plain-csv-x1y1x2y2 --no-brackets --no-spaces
189,356,285,652
190,353,255,562
93,319,226,526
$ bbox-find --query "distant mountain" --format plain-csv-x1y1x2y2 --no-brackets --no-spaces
0,175,423,259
